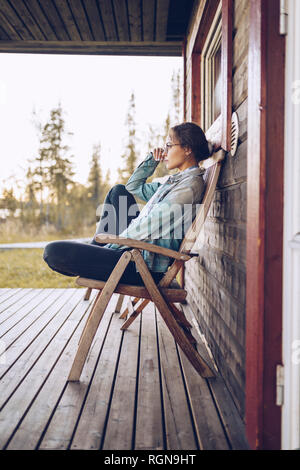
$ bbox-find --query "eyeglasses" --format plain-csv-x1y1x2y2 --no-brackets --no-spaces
164,143,181,153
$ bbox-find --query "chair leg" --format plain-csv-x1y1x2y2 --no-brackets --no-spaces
131,249,215,378
84,287,92,301
119,296,139,319
168,303,193,329
114,294,125,313
68,251,132,382
121,298,150,330
78,289,102,344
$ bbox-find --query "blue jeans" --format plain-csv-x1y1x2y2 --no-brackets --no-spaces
43,184,164,286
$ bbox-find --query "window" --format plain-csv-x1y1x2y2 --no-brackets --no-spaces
201,3,222,131
190,0,233,151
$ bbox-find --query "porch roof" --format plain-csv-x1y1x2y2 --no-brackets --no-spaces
0,0,196,56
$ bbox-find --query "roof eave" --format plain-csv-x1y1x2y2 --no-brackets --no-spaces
0,40,183,57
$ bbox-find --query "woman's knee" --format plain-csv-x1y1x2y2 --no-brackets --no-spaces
108,184,127,199
43,241,70,267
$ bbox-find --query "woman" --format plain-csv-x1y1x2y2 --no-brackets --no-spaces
43,122,212,286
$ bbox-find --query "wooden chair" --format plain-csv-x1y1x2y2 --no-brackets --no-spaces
68,150,225,382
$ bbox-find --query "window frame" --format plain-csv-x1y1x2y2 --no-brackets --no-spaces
191,0,233,151
201,2,222,131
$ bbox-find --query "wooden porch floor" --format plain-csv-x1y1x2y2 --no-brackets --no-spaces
0,288,249,450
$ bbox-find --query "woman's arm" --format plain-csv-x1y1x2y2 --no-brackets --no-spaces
125,153,162,202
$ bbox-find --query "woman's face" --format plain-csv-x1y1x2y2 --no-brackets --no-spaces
163,131,192,171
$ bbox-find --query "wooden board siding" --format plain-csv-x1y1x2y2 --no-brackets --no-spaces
0,289,248,450
184,0,249,418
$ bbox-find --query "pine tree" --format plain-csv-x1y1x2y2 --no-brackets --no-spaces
118,92,138,184
87,143,104,207
32,104,75,230
24,167,38,225
0,188,18,217
86,143,110,225
171,69,183,125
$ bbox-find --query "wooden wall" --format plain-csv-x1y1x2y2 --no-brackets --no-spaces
184,0,249,417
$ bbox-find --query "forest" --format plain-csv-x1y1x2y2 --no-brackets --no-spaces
0,70,182,243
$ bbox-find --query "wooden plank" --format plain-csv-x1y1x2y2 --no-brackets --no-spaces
127,0,142,41
95,234,191,261
84,0,105,41
0,289,9,298
0,9,21,39
156,0,170,41
119,296,140,320
23,0,57,40
77,278,187,303
36,0,69,40
142,0,155,41
179,353,230,450
102,312,141,450
0,288,33,315
0,289,83,449
156,308,198,450
134,303,164,450
68,252,132,381
113,0,130,41
181,304,249,449
10,292,114,450
78,289,101,344
67,0,93,40
0,289,54,343
0,288,22,304
169,302,193,329
114,293,124,313
0,40,182,56
0,23,9,39
0,289,39,324
98,0,118,41
207,376,250,450
83,287,92,301
53,0,81,40
126,296,134,316
0,290,79,398
8,0,45,40
0,1,33,39
0,290,70,380
180,303,218,373
121,297,147,330
69,313,124,449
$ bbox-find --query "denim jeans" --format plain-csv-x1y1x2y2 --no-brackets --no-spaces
43,184,164,286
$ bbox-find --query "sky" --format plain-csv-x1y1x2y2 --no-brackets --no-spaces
0,53,182,194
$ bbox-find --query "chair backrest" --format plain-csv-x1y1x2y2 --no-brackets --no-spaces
179,149,225,254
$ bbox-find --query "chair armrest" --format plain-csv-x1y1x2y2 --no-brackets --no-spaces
95,234,191,261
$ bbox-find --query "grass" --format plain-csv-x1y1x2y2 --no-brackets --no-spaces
0,249,80,288
0,220,95,244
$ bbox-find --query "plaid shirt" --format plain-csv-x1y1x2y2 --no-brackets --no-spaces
105,153,206,272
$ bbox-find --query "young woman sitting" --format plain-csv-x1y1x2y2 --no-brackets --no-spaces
43,122,212,286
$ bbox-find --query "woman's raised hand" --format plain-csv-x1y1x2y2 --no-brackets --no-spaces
152,147,166,161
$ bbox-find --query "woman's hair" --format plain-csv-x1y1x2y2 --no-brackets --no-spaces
171,122,211,162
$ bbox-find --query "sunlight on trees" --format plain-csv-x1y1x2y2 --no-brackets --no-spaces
0,69,182,242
